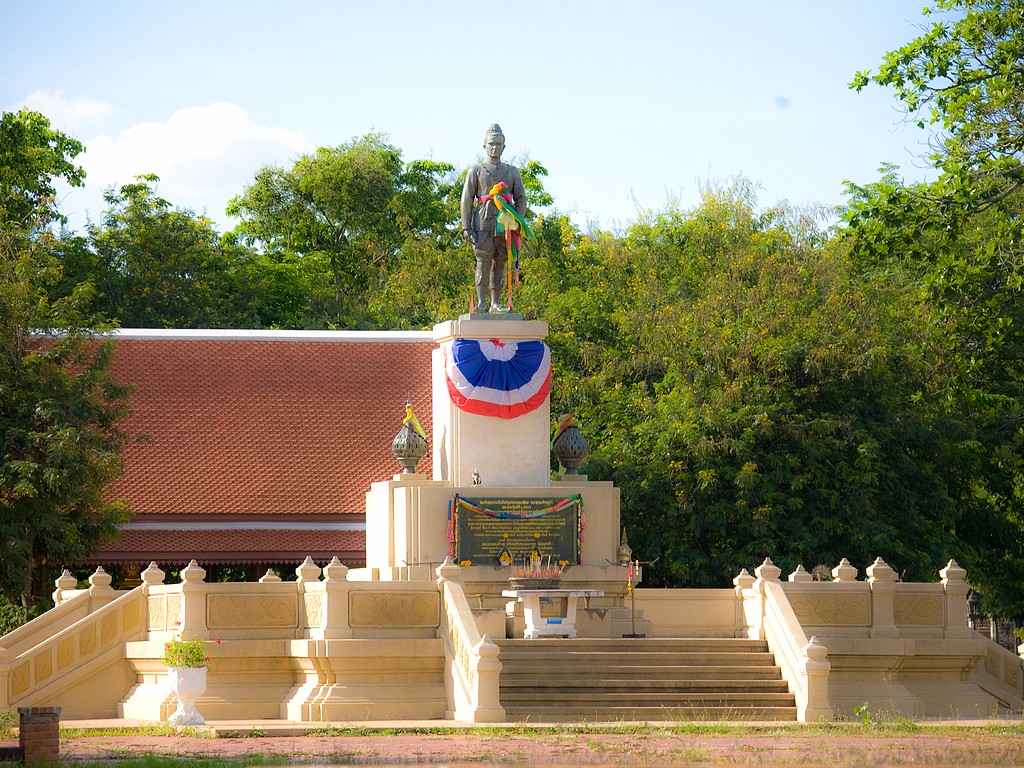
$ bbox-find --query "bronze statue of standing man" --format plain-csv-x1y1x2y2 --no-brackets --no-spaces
461,124,529,313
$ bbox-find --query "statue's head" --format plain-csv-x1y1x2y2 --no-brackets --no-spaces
483,123,505,160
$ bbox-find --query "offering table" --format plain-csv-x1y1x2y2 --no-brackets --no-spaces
502,589,604,638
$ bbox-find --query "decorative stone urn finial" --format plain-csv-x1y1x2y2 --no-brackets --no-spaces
551,412,590,474
617,528,633,565
391,400,428,473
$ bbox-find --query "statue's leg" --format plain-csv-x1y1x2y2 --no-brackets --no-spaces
474,243,493,311
490,237,509,312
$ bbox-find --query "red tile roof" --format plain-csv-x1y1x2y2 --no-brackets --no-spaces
90,330,435,568
105,332,434,516
83,526,366,566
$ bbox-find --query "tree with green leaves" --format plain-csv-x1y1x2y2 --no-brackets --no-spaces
847,0,1024,618
0,110,132,607
83,175,242,328
228,134,458,326
518,180,985,593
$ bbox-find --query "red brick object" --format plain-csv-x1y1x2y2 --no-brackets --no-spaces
18,707,60,764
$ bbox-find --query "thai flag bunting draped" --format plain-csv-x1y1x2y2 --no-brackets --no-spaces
445,338,551,419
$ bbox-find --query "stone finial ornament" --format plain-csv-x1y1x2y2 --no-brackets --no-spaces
391,400,428,473
788,564,813,583
617,528,633,565
551,412,590,474
831,558,858,582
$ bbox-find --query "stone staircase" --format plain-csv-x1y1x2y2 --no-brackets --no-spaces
496,637,797,722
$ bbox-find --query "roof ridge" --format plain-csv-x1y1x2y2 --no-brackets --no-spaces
109,328,435,342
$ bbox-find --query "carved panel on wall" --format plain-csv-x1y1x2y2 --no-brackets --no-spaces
787,592,871,626
985,649,1000,677
207,594,298,629
304,594,323,628
166,596,181,628
350,592,439,627
78,622,97,657
56,637,76,671
33,651,52,683
893,593,944,626
1005,659,1021,688
122,598,142,631
10,661,30,697
148,596,164,630
101,613,119,644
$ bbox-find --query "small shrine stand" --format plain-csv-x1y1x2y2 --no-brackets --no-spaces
502,589,604,638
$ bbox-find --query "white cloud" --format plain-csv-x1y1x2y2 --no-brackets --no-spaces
53,103,313,229
82,103,312,219
14,90,115,134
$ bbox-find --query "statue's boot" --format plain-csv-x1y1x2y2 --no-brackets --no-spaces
475,284,489,313
490,289,510,314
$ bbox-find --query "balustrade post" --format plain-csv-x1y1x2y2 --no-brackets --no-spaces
52,569,78,605
140,562,165,595
798,636,831,722
468,636,505,722
751,559,781,641
179,560,209,639
88,566,117,608
322,557,352,639
867,557,899,638
788,565,813,583
940,560,973,639
733,568,756,639
831,558,858,582
294,557,323,638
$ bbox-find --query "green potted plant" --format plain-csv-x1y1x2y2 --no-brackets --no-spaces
163,633,216,725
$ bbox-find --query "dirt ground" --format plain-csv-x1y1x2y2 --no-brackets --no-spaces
21,726,1024,765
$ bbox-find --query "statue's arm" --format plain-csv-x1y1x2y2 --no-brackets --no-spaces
511,167,528,217
460,167,477,238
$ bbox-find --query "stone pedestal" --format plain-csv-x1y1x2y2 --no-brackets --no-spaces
432,318,551,487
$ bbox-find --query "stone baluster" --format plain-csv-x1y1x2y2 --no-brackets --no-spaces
800,636,831,721
831,558,858,582
867,557,899,638
754,558,782,585
436,556,461,583
295,557,323,638
52,569,78,605
88,566,117,608
141,562,165,590
788,564,813,583
940,559,973,639
469,636,504,722
179,560,208,639
322,556,352,639
750,559,781,642
733,568,756,639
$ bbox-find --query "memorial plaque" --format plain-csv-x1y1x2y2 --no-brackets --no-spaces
450,495,582,566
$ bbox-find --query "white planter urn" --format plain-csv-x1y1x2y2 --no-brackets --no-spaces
167,667,207,726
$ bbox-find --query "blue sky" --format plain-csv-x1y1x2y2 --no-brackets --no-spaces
3,1,937,234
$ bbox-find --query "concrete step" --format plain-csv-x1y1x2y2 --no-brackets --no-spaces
497,637,797,722
502,705,799,722
499,665,787,681
503,692,797,705
499,652,780,667
501,678,791,692
496,638,770,651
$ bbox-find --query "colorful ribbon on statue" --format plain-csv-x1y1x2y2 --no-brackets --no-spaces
476,181,534,307
445,338,551,419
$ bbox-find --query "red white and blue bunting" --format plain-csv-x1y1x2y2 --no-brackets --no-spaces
445,338,551,419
